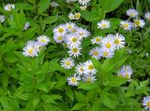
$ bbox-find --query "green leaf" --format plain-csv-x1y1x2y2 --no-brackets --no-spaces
38,0,51,14
42,94,62,104
43,16,59,25
78,82,98,90
71,103,85,111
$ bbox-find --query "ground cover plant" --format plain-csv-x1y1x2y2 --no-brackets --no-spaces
0,0,150,111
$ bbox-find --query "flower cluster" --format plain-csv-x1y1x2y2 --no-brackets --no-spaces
68,12,81,20
4,3,15,11
23,35,50,57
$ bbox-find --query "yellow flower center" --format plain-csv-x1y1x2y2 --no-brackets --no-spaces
96,38,100,42
103,51,108,56
130,13,135,17
41,38,46,43
125,74,129,78
102,23,107,27
114,39,120,44
71,77,77,83
72,38,77,42
80,67,84,72
88,64,94,70
58,36,63,40
65,61,71,66
68,25,72,29
86,78,92,83
28,49,33,54
106,43,111,48
79,32,83,36
123,23,129,28
134,20,140,25
58,28,64,33
75,13,81,19
72,29,77,33
93,51,99,56
72,48,78,53
147,102,150,106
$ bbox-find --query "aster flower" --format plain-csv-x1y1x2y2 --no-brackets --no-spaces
100,48,114,58
89,47,101,59
91,36,102,44
82,73,96,83
53,24,66,35
37,35,50,46
143,96,150,110
24,22,30,30
0,15,5,23
74,13,81,20
133,18,145,28
83,60,97,75
97,20,110,29
117,65,133,79
68,13,75,20
4,3,15,11
65,22,76,32
75,63,85,75
50,1,59,7
53,34,64,43
113,33,125,49
68,46,82,58
78,0,90,6
145,12,150,21
60,57,75,69
120,21,133,31
126,9,138,18
67,73,81,86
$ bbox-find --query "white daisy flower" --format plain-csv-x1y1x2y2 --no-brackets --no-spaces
66,34,81,47
97,20,110,29
83,60,97,75
126,9,138,18
101,36,116,51
67,73,81,86
82,73,96,83
77,27,90,39
37,35,50,46
78,0,90,6
91,36,102,44
34,41,43,52
113,33,125,49
68,46,82,58
75,63,85,75
60,57,75,69
24,22,30,30
68,13,75,20
133,18,145,28
145,12,150,21
0,15,5,23
74,13,81,20
100,48,114,58
4,3,15,11
120,21,133,31
89,47,102,59
117,65,133,79
53,24,66,35
143,96,150,110
50,1,59,7
53,34,64,43
65,22,76,32
23,42,38,57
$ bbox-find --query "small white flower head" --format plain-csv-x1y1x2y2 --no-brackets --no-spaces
24,22,30,30
113,33,125,50
78,0,90,6
89,47,102,60
97,20,110,29
66,0,77,3
68,13,75,20
120,21,133,31
66,33,81,47
77,28,90,38
34,41,43,52
37,35,50,46
145,12,150,21
133,18,145,28
80,6,87,10
53,34,64,43
126,9,138,18
65,22,76,32
82,73,96,83
100,48,114,58
0,15,5,23
53,24,66,35
74,13,81,20
67,73,81,86
143,96,150,110
68,46,82,58
23,41,38,57
101,36,116,51
60,57,75,69
117,65,133,79
50,1,59,7
75,63,85,75
83,60,97,75
91,36,102,44
4,3,15,11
